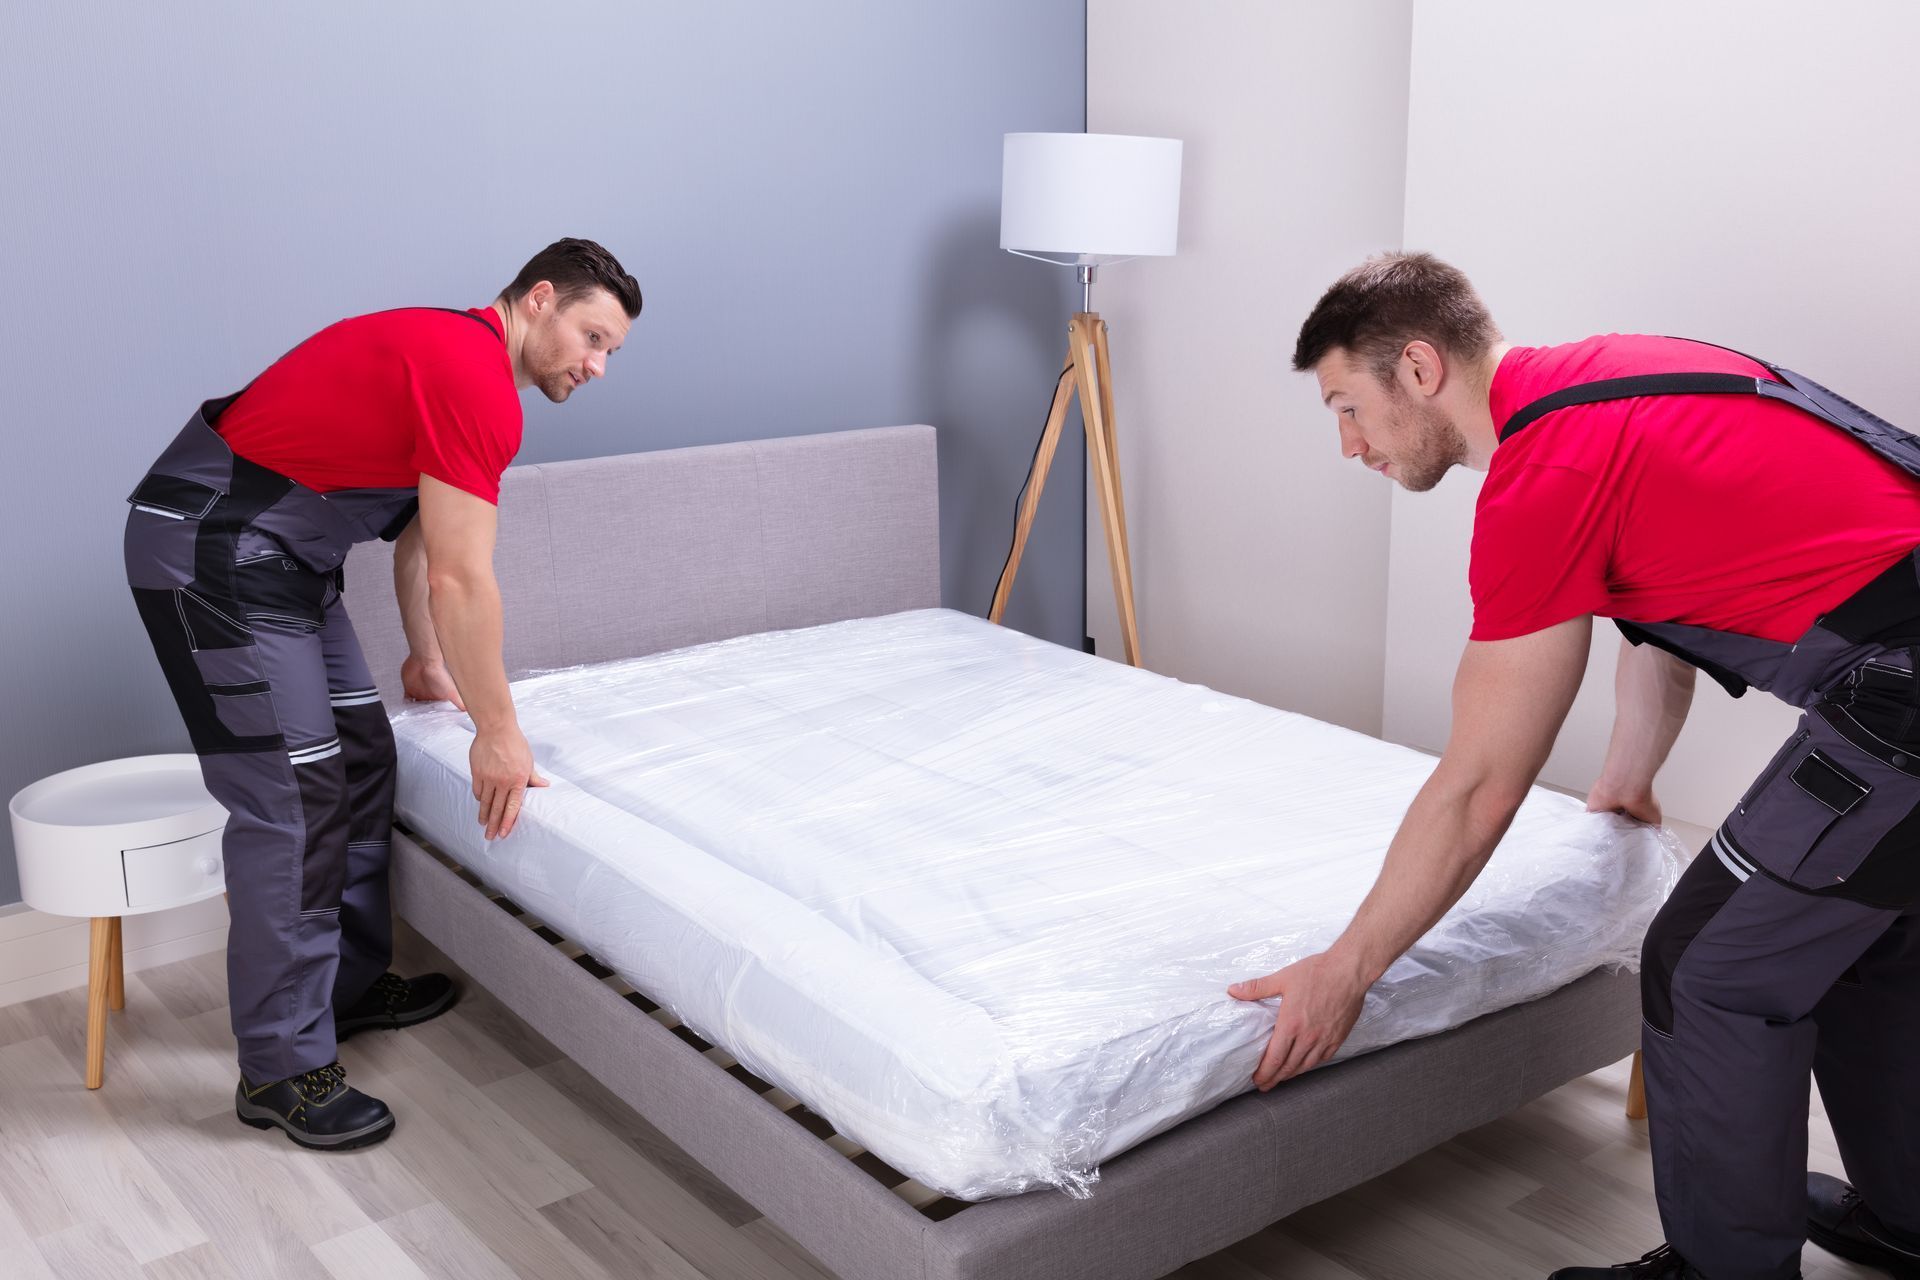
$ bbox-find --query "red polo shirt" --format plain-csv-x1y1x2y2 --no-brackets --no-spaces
1469,335,1920,643
214,306,522,504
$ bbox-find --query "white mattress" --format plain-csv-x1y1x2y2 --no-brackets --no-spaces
391,609,1681,1200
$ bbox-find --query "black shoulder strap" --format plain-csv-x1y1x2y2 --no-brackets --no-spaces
364,306,505,344
1499,372,1766,442
427,306,505,343
215,307,505,424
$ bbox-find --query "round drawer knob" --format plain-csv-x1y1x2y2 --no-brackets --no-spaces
194,856,221,876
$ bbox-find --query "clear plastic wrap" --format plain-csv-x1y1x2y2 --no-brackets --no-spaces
391,609,1683,1201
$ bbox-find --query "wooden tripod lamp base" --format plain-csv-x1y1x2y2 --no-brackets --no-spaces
988,312,1142,667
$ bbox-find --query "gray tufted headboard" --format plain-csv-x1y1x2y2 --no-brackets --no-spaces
343,425,942,707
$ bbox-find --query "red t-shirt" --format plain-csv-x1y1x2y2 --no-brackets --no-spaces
214,307,521,504
1469,335,1920,643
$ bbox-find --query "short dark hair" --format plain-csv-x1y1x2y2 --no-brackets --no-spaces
1292,252,1496,381
499,237,642,319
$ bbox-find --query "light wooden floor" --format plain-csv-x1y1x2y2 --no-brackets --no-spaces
0,920,1879,1280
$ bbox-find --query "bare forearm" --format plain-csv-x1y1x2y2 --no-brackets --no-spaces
425,572,516,731
393,520,444,666
1597,638,1695,795
1326,771,1524,987
1231,621,1591,1090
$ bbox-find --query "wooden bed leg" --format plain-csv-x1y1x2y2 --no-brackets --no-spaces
1626,1049,1647,1120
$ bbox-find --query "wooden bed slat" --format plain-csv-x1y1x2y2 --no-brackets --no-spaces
405,829,971,1220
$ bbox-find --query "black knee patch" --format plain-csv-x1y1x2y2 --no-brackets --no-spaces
331,703,398,844
1643,843,1744,1036
292,753,350,914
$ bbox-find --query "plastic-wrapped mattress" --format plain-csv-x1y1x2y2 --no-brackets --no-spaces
391,609,1681,1200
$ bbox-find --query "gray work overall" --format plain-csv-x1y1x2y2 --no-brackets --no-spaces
124,395,419,1081
1501,358,1920,1280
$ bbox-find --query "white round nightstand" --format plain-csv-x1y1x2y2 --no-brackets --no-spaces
9,754,227,1089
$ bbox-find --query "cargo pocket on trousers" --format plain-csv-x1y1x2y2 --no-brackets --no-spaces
188,639,285,753
124,508,202,590
1724,736,1905,900
127,473,221,520
232,550,329,634
208,688,280,739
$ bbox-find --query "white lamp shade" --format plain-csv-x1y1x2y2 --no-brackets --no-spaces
1000,132,1182,263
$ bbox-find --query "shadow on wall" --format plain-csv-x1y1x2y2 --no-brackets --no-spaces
911,205,1085,645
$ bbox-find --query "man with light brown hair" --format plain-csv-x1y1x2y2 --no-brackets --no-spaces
125,238,641,1150
1234,251,1920,1280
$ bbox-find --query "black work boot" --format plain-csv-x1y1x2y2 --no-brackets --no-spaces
1549,1244,1707,1280
333,971,458,1041
1808,1172,1920,1279
235,1062,395,1150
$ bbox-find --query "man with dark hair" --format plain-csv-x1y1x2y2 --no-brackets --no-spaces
1232,251,1920,1280
124,238,641,1150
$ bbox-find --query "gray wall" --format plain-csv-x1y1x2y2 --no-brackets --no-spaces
0,3,1086,906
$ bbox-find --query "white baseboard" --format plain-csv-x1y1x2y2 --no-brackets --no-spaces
0,897,230,1008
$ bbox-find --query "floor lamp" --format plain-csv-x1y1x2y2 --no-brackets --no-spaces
988,132,1182,668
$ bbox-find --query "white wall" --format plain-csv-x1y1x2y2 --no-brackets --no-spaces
1386,1,1920,830
1085,0,1414,734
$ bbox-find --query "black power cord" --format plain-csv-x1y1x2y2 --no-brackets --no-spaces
990,365,1077,617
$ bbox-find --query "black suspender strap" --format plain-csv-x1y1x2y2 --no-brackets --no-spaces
213,307,505,424
366,306,506,343
1498,372,1766,442
426,306,507,344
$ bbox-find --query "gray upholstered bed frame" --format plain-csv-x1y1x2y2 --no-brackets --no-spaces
344,425,1641,1280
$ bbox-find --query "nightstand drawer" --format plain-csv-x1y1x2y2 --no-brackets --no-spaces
123,828,226,909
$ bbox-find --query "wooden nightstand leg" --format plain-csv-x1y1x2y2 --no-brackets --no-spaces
86,916,111,1089
107,916,124,1012
1626,1049,1648,1120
